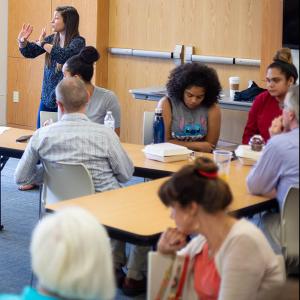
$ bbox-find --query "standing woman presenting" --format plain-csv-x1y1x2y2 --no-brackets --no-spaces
17,6,85,128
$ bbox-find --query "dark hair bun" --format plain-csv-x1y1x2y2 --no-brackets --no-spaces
194,157,218,174
273,48,293,64
79,46,100,64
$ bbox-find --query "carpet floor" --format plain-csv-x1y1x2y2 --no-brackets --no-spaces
0,158,146,299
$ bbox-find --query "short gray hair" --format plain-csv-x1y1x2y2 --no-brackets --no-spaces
30,207,115,300
55,77,88,112
285,84,299,124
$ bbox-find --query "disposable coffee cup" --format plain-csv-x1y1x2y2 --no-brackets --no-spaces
229,76,240,100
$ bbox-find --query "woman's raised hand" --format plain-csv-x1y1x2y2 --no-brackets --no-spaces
17,24,33,43
157,228,187,255
37,27,47,45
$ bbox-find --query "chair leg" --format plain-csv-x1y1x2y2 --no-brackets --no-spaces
38,185,46,220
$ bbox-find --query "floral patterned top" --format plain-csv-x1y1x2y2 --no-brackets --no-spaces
20,34,85,109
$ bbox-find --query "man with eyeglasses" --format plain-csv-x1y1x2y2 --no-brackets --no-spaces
246,85,299,256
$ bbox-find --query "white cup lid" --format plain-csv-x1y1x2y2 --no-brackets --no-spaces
229,76,240,83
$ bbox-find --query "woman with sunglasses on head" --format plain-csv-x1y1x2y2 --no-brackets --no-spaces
17,6,86,129
242,48,298,145
156,157,284,299
157,62,222,153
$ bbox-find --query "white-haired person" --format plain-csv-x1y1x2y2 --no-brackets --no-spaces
247,85,299,257
0,207,115,300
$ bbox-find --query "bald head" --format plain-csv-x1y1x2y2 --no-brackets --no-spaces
55,77,88,113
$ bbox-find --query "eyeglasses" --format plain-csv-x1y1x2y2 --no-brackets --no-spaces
279,102,289,110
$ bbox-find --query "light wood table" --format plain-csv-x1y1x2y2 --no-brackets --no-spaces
47,162,275,245
0,127,32,158
0,128,191,230
122,143,196,178
0,127,196,178
1,127,276,236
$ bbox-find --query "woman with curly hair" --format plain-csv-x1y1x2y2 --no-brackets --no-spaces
157,62,222,153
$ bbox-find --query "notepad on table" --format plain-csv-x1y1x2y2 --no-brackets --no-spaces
0,127,10,135
143,143,193,162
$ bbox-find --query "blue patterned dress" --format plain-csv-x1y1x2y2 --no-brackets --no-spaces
19,35,85,127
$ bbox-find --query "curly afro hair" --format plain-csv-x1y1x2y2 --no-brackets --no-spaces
166,62,222,108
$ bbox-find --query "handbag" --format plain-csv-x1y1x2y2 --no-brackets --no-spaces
234,81,266,102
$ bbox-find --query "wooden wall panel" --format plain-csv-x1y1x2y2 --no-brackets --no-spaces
7,0,51,128
95,0,109,88
109,0,262,58
260,0,283,86
108,0,265,143
108,56,174,142
7,57,44,128
8,0,52,58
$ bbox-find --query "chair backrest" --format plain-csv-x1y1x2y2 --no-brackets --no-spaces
281,186,299,261
39,111,58,127
143,111,155,145
42,161,95,205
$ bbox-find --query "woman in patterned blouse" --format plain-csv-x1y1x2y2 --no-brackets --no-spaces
17,5,86,128
17,6,85,191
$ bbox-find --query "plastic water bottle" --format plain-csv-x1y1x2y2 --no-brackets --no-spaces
104,111,115,131
153,108,165,144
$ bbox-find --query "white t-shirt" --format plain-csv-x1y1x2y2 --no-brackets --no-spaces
86,86,121,128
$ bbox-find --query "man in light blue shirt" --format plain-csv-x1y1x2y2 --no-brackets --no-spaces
247,85,299,250
15,77,134,191
14,78,148,295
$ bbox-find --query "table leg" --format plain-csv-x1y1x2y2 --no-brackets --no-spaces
0,156,9,230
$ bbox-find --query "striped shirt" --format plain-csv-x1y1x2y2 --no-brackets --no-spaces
15,113,134,192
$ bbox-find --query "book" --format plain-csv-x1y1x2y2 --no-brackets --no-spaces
143,143,192,157
144,152,191,163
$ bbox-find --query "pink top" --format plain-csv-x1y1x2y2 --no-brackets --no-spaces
242,91,282,144
194,243,221,300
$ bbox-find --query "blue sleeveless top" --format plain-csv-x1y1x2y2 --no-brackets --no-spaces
168,97,208,141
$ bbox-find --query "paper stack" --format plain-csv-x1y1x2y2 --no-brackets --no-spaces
235,145,263,165
143,143,193,162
